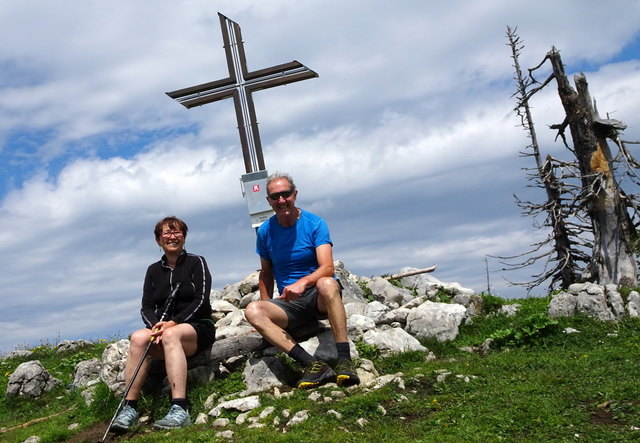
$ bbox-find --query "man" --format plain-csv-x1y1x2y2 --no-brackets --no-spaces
244,172,359,389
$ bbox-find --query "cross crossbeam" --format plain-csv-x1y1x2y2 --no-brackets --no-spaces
166,13,318,174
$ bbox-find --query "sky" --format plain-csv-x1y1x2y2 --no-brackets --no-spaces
1,0,640,354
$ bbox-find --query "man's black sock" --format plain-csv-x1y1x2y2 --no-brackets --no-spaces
336,341,351,361
288,343,314,366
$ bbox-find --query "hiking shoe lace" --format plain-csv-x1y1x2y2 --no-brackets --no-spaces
153,404,192,429
111,404,139,431
335,359,361,387
297,360,336,389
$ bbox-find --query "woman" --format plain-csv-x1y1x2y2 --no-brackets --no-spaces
112,216,215,430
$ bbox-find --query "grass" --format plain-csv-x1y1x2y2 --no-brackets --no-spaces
1,295,639,442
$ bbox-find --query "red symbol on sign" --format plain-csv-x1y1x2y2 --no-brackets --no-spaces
252,185,261,192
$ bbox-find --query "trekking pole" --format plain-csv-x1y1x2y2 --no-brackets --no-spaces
100,282,182,442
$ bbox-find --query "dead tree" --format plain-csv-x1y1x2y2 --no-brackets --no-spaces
496,28,592,292
544,49,637,286
498,27,589,292
501,27,639,291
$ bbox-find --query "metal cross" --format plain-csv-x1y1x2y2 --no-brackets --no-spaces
166,12,318,174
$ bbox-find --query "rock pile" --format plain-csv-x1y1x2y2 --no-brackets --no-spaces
94,262,483,398
5,264,640,435
548,282,639,321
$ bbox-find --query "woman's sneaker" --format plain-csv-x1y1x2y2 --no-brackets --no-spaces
153,404,192,429
111,405,139,431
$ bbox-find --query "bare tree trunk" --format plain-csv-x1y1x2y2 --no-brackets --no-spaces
548,49,637,286
540,157,580,286
508,27,581,289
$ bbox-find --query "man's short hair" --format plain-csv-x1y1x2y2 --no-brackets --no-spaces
267,171,296,191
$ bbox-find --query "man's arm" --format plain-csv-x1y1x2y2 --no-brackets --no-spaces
258,257,275,301
281,243,334,301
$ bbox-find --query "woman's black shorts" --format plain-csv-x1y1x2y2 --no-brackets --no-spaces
188,319,216,352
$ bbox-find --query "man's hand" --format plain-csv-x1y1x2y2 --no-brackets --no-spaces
280,281,307,301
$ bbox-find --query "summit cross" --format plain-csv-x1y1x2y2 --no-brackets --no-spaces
166,12,318,174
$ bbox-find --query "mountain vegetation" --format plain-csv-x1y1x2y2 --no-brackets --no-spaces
2,293,639,442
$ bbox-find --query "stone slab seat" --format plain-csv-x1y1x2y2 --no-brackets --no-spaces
143,322,324,392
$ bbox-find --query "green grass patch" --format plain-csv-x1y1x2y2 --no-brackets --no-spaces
2,296,640,442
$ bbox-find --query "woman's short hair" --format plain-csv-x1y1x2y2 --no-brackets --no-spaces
154,216,188,240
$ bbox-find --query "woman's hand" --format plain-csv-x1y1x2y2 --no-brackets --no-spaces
151,320,177,344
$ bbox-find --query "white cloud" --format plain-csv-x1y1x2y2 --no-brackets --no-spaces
1,0,639,353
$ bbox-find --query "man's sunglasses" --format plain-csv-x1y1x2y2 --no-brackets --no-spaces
268,189,294,201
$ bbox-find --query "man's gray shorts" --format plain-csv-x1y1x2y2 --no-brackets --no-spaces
267,282,342,330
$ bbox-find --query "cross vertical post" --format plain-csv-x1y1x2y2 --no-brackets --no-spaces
166,13,318,227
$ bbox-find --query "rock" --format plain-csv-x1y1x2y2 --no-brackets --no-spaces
344,302,367,317
347,314,376,335
208,395,261,417
398,269,441,296
242,356,290,394
369,372,405,390
576,292,615,321
452,293,484,318
100,339,130,394
498,304,521,317
549,283,634,322
285,410,309,427
215,325,254,340
1,349,33,360
405,301,466,342
216,430,234,439
386,307,411,323
627,291,640,317
605,285,625,320
548,292,577,318
333,261,368,304
239,291,260,309
210,299,239,314
218,282,243,307
367,277,414,306
56,339,94,353
238,271,259,295
195,412,208,424
356,359,380,386
364,301,390,324
212,417,230,427
361,327,427,356
6,360,62,398
72,358,102,388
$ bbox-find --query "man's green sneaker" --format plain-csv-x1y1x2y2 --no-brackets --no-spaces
335,359,360,387
297,360,336,389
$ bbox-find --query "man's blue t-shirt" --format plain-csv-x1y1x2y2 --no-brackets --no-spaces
256,209,333,294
